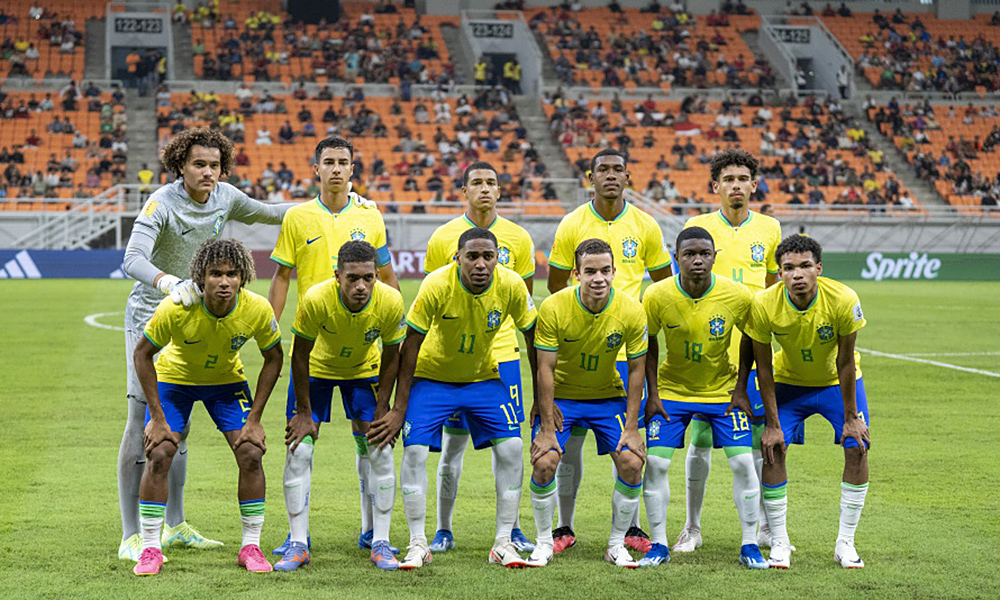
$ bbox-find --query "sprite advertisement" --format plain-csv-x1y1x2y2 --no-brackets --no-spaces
819,252,1000,281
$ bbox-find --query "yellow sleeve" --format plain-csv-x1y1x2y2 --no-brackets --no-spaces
625,303,649,358
548,218,575,271
290,291,319,341
745,295,772,344
405,279,437,334
643,217,671,270
514,230,536,279
423,228,451,274
143,299,174,348
837,290,867,336
734,286,753,332
382,292,407,345
534,298,559,351
767,221,782,273
508,275,538,331
270,212,298,268
254,301,282,350
642,287,662,337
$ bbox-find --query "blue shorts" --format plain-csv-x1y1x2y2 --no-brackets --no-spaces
532,398,629,455
692,369,764,424
646,401,753,449
148,381,253,433
445,359,522,431
404,378,520,451
285,375,379,423
775,378,870,448
571,361,645,436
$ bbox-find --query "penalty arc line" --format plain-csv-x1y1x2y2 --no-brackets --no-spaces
859,347,1000,379
84,310,295,344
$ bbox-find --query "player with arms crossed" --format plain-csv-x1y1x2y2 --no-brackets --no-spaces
674,149,783,553
119,128,291,561
277,241,406,571
367,228,538,570
131,239,283,575
422,161,535,554
639,227,768,569
745,234,871,570
546,148,671,553
268,137,400,560
528,239,648,569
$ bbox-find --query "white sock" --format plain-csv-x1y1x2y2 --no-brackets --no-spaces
283,441,313,544
610,486,640,547
764,497,788,545
140,516,163,550
492,437,523,543
613,461,642,529
838,482,868,543
493,444,522,530
401,445,429,544
436,431,468,532
369,443,396,543
556,433,585,529
530,478,557,546
685,444,712,531
355,434,372,534
728,452,759,546
753,448,768,535
642,454,671,545
241,515,264,548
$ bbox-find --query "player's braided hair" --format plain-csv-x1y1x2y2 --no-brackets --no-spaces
160,127,235,177
189,238,256,290
709,148,759,182
574,238,614,269
675,226,715,250
775,234,823,264
338,240,378,267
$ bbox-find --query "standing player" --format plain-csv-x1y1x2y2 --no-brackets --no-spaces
119,128,291,561
639,227,767,569
275,241,406,571
268,137,400,557
422,161,535,554
746,234,870,570
527,239,648,569
367,228,538,570
131,239,283,575
546,148,671,553
673,149,783,553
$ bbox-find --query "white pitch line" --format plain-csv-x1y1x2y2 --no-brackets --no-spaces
84,311,125,332
901,351,1000,357
859,347,1000,379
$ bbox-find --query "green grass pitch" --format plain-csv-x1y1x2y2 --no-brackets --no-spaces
1,279,998,599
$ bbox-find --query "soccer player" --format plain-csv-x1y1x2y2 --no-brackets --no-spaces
275,241,406,571
639,227,768,569
367,228,538,570
119,127,291,561
527,239,648,569
546,148,671,553
745,234,871,569
131,239,283,575
673,148,783,553
422,161,535,554
268,137,399,558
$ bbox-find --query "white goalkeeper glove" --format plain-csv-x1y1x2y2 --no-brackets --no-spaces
157,274,203,307
349,189,377,210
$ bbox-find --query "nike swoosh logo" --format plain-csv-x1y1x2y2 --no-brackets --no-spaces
321,324,336,334
379,485,393,491
753,403,763,410
184,339,200,344
181,228,195,235
402,489,417,496
665,324,680,329
508,425,519,430
306,236,322,245
442,315,458,320
563,338,579,342
734,433,749,440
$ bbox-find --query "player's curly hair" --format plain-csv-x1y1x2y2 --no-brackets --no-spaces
709,148,759,182
574,238,614,269
160,127,235,177
338,240,378,267
189,238,256,290
775,234,822,264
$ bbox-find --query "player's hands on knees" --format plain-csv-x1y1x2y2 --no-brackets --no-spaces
530,428,561,464
143,419,179,456
725,387,752,418
645,396,670,424
760,426,786,465
236,419,266,453
285,413,318,452
840,417,870,455
616,427,646,462
367,407,404,450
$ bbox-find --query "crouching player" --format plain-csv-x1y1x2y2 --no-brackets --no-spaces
746,234,871,570
132,239,283,575
639,227,767,569
528,239,648,569
278,241,406,571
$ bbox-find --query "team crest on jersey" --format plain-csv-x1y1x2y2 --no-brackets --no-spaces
647,419,661,440
709,315,726,338
621,237,639,260
486,309,502,330
606,330,624,351
498,246,511,265
817,323,835,342
231,334,249,350
350,228,366,241
750,241,766,264
402,421,412,439
213,215,224,236
364,327,381,343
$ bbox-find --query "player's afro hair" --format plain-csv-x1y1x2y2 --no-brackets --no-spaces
709,148,759,182
457,227,498,253
675,226,715,250
574,238,614,269
160,127,234,177
463,161,498,186
189,238,255,290
314,136,354,164
338,240,378,268
775,234,823,264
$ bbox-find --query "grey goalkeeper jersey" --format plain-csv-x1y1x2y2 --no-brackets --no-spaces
123,179,290,326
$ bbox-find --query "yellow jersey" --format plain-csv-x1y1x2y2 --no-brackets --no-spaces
746,277,866,387
406,263,537,383
291,280,406,380
684,209,781,293
424,213,535,363
270,196,390,298
534,286,648,400
643,275,752,403
549,200,670,301
144,290,282,386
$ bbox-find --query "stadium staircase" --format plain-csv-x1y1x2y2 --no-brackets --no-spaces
512,95,581,209
531,30,563,83
83,18,106,81
739,29,792,90
10,187,124,250
439,23,473,85
124,88,161,184
172,21,195,81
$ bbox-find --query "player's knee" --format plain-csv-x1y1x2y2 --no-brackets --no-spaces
533,453,559,483
235,443,264,471
617,452,644,482
147,443,176,472
844,445,867,465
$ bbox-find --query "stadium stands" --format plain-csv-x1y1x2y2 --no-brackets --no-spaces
0,0,103,80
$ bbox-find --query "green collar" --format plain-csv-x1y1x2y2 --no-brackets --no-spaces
316,195,352,216
588,199,629,223
338,284,373,314
784,286,818,312
456,264,494,296
575,285,614,315
201,290,240,319
717,209,753,228
462,211,498,230
675,274,715,300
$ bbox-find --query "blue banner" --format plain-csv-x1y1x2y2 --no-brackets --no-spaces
0,249,127,279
